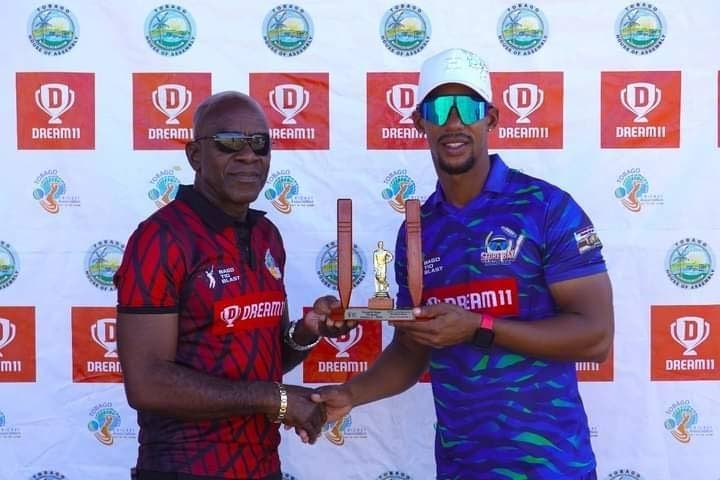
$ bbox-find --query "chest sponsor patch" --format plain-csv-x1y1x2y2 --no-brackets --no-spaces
422,278,520,317
212,291,285,335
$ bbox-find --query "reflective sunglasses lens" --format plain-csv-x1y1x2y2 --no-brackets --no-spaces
421,96,454,125
214,134,269,155
421,96,487,126
455,96,486,125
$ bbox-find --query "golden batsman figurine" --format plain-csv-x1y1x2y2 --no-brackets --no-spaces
369,241,394,310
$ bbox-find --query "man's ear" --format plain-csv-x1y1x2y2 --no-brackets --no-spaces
185,141,200,172
412,110,424,134
487,104,499,131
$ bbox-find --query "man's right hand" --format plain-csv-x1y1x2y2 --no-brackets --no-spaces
311,385,353,423
282,385,327,444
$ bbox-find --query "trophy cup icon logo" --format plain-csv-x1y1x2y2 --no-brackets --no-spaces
91,318,118,358
324,324,363,358
671,316,710,356
220,305,240,328
621,82,661,123
152,84,192,125
0,317,16,357
269,84,310,125
386,83,417,124
35,83,75,124
503,83,544,124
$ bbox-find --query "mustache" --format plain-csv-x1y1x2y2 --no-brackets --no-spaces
438,133,473,144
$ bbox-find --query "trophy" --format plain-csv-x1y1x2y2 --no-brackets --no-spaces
332,198,423,321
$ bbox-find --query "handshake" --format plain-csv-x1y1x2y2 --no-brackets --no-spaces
275,383,354,445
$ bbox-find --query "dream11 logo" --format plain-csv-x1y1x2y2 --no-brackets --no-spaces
367,72,426,150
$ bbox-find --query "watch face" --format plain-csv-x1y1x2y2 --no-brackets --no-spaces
472,328,495,349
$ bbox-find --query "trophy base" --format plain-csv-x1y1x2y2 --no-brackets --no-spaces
368,296,394,310
343,308,415,321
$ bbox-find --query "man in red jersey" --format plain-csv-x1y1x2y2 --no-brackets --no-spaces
115,91,354,480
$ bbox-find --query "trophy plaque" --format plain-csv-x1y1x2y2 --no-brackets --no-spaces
333,198,423,321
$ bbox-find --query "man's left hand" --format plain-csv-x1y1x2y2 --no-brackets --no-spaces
301,295,358,339
391,303,479,348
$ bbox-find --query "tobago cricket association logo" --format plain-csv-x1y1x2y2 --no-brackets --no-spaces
665,238,715,289
144,4,196,56
250,73,329,150
315,241,367,290
322,414,368,446
31,472,66,480
382,169,424,214
16,72,95,150
663,400,713,443
148,167,181,208
604,470,643,480
366,72,426,150
263,4,314,56
651,305,720,381
615,3,666,55
72,307,123,383
491,72,563,149
87,402,136,446
379,4,431,56
0,241,20,290
32,169,81,213
0,307,37,382
614,168,663,212
497,4,548,56
264,170,314,214
85,240,125,291
0,410,22,439
600,71,680,148
27,4,79,55
133,73,211,150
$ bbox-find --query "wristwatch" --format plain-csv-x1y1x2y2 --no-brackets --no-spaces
471,313,495,349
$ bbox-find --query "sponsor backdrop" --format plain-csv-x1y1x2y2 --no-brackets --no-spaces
1,1,718,479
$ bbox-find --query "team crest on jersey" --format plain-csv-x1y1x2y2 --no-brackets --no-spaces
265,249,282,279
144,4,196,56
379,4,431,56
263,4,314,56
574,226,602,254
31,472,66,480
28,4,79,55
481,227,525,265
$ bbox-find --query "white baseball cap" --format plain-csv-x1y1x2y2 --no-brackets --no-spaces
416,48,493,105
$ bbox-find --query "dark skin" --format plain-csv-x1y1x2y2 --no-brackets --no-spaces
118,92,356,444
313,83,614,421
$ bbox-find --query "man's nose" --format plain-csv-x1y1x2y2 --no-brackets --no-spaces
444,107,464,128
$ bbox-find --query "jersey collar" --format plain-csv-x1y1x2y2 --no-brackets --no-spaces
176,184,266,232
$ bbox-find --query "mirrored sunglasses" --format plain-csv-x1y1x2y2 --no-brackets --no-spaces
420,95,488,126
195,132,270,155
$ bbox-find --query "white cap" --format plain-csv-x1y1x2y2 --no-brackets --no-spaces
416,48,493,105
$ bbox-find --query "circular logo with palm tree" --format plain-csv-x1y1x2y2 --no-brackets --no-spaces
497,4,548,55
665,238,714,289
380,4,431,56
85,240,125,291
145,4,196,56
27,4,79,55
316,241,366,290
615,3,666,54
0,241,19,290
263,4,314,56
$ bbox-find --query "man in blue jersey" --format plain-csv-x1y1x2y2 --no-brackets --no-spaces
312,48,613,479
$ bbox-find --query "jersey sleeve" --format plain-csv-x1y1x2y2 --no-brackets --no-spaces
113,219,186,313
543,190,607,284
394,221,411,309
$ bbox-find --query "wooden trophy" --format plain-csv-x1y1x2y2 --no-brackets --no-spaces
333,198,423,321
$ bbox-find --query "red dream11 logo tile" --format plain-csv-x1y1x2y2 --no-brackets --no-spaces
72,307,122,383
576,346,614,382
490,72,564,149
16,72,95,150
302,312,381,383
651,305,720,381
0,307,36,382
250,73,329,150
133,73,212,150
601,71,681,148
367,72,426,150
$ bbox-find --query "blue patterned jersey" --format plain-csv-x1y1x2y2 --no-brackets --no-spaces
394,155,606,480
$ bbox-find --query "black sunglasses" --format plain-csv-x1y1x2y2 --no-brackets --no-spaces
194,132,271,155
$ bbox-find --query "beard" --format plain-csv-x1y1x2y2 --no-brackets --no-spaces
434,152,476,175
